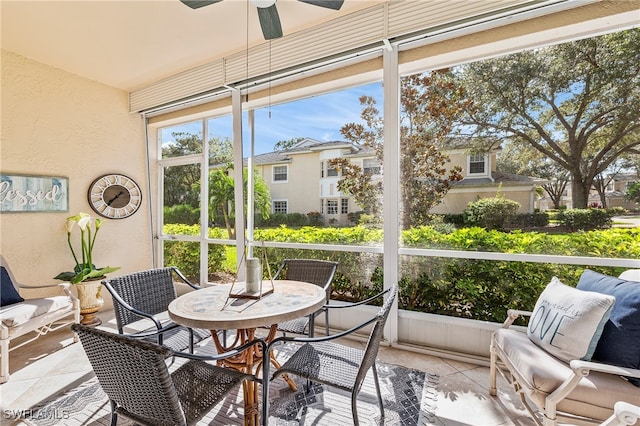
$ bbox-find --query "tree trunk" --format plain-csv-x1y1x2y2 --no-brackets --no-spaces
571,179,590,209
598,191,608,208
222,204,234,239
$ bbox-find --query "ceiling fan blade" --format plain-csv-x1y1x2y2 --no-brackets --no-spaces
297,0,344,10
179,0,223,10
257,4,283,40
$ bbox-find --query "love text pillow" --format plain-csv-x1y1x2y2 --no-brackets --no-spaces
527,277,615,363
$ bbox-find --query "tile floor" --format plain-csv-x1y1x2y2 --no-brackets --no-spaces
0,311,555,426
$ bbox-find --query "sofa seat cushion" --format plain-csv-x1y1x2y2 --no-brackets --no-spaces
494,328,639,421
0,296,73,328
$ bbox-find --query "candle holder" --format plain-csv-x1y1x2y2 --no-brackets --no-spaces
228,241,274,299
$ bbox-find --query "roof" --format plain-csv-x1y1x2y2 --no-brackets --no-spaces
454,171,545,187
248,139,375,166
444,136,502,152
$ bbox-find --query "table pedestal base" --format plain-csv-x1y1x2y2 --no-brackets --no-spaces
211,325,296,426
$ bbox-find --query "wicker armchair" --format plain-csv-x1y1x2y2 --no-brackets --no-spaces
266,284,397,425
102,267,210,352
72,324,264,426
272,259,338,337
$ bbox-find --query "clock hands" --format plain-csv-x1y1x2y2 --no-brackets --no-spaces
106,190,125,206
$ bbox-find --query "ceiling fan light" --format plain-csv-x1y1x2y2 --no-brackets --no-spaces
251,0,276,8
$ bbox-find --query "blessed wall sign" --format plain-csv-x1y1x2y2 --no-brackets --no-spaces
0,174,69,213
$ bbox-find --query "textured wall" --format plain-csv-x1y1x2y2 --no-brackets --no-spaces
1,50,150,293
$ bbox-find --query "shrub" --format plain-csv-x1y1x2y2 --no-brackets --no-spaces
463,197,520,230
257,212,308,227
442,213,465,227
347,211,365,225
607,206,627,215
307,211,323,226
162,224,227,281
163,223,638,323
556,208,613,230
507,212,549,228
164,204,199,225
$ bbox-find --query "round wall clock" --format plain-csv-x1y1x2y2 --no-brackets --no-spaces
88,174,142,219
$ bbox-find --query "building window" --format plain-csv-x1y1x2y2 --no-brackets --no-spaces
327,200,338,214
320,161,324,178
273,165,288,182
469,153,486,175
341,198,349,214
363,158,381,175
327,164,339,177
273,200,288,213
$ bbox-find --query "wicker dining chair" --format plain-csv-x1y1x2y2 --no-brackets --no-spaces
102,267,210,353
272,259,338,337
266,284,397,425
72,324,264,426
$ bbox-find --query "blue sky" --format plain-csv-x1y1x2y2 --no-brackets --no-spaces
160,82,383,155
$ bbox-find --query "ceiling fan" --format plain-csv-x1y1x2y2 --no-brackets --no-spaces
180,0,344,40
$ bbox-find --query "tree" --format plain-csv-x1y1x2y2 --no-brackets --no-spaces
274,137,305,151
209,165,271,239
498,142,569,209
452,28,640,208
333,72,468,229
625,182,640,204
162,134,233,207
592,158,628,208
162,132,201,206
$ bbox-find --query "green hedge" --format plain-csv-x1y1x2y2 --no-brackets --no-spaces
163,223,639,323
556,208,614,230
163,224,228,279
164,204,200,225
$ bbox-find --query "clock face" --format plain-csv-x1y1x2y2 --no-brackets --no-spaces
88,174,142,219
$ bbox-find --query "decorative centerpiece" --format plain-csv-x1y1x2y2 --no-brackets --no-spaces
228,242,274,300
54,212,120,326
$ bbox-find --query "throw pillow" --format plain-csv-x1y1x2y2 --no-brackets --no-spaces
527,276,615,363
577,269,640,387
1,266,25,307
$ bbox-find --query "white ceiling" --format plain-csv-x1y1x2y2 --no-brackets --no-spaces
1,0,383,92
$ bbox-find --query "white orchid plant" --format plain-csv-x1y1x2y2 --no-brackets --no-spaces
54,212,120,284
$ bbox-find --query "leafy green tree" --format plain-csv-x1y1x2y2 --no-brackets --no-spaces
162,134,233,207
208,136,234,165
498,143,569,209
274,137,305,151
333,72,468,229
452,29,640,208
626,182,640,204
209,165,271,239
162,132,201,206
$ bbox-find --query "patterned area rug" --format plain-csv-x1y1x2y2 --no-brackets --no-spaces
24,343,438,426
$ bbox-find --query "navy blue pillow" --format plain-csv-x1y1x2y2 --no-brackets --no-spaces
577,270,640,386
1,266,25,307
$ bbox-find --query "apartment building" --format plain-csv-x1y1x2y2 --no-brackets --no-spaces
253,138,541,224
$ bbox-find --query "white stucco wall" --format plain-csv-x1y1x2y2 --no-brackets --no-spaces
0,50,151,300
